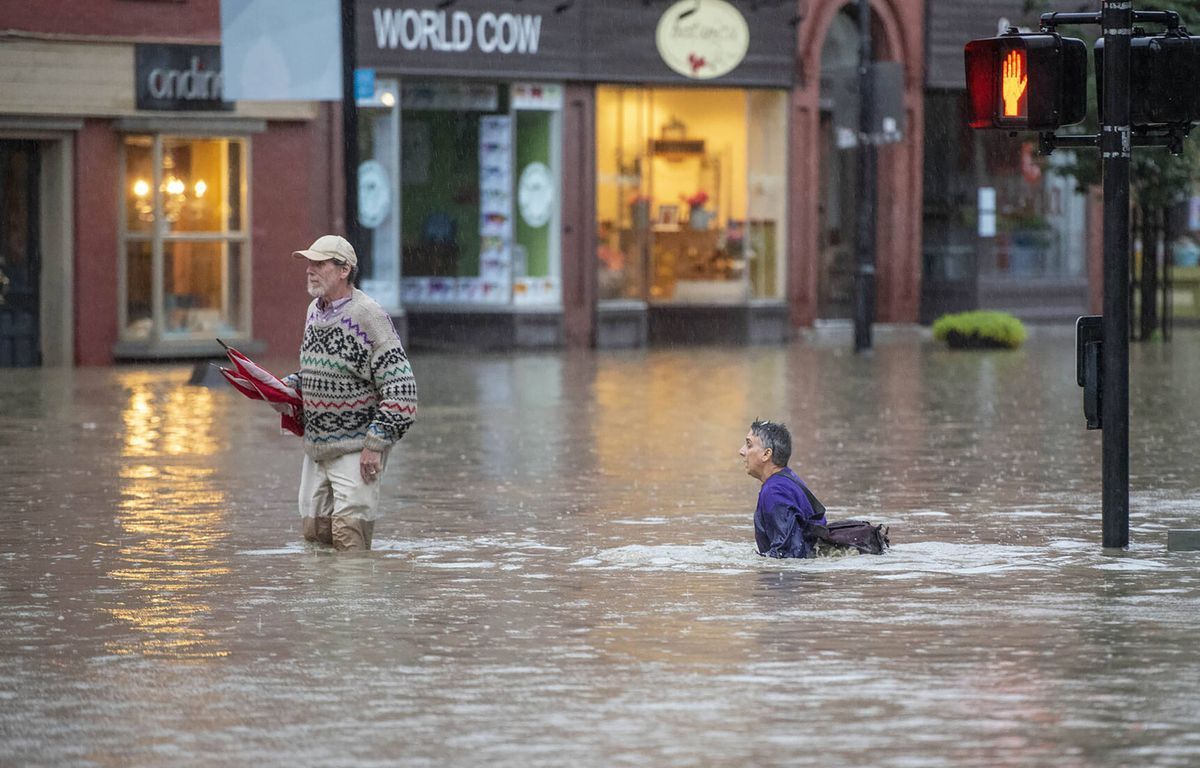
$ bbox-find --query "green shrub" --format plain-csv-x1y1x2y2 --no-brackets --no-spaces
931,311,1027,349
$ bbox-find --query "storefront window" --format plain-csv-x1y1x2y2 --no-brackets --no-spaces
595,86,788,305
357,80,402,311
980,137,1086,279
398,81,563,306
120,134,249,342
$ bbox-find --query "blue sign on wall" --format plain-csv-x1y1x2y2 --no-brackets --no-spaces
354,68,376,100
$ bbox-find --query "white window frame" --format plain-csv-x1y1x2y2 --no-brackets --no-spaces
117,132,252,347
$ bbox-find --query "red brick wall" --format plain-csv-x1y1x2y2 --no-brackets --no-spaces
71,116,335,365
790,0,926,325
0,0,218,40
74,120,121,366
251,119,336,362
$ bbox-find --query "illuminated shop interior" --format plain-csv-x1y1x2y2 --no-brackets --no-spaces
122,135,248,341
595,86,787,304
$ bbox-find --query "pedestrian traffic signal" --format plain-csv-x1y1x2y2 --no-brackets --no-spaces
965,32,1088,130
1095,34,1200,126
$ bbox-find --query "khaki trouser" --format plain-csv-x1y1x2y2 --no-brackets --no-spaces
298,451,385,551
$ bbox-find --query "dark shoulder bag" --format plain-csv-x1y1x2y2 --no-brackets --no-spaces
784,473,890,555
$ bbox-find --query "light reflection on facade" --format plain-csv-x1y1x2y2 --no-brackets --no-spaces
108,372,229,659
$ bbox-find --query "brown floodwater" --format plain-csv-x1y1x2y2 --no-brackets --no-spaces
2,326,1199,767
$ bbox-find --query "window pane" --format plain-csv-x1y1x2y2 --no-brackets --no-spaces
124,136,154,233
595,86,649,303
513,106,561,306
746,90,788,299
597,87,752,305
356,89,401,311
161,138,244,234
399,81,513,304
163,241,244,336
125,241,153,339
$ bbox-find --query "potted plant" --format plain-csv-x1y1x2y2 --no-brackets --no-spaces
627,193,652,230
683,190,711,230
932,310,1027,349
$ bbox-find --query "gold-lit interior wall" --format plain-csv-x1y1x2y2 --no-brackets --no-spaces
596,86,748,225
171,138,227,233
745,90,788,297
168,139,229,311
649,88,746,222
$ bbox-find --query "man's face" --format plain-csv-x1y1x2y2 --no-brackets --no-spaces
306,258,350,299
739,429,772,480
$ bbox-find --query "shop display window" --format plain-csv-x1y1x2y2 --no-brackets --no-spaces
595,86,788,305
396,80,563,306
356,80,402,311
120,134,249,342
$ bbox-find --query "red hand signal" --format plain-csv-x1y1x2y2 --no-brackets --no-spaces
1001,49,1028,117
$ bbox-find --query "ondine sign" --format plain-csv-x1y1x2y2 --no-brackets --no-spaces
655,0,750,80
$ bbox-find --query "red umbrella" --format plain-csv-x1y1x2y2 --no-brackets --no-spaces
216,339,303,436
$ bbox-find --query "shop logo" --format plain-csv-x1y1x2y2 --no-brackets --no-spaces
372,8,542,55
655,0,750,80
135,44,232,111
147,57,224,102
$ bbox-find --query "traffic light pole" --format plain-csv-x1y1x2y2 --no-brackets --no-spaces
969,8,1187,550
853,0,876,352
1099,0,1131,549
341,0,361,255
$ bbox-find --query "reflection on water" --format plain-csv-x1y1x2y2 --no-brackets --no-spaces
1,331,1200,766
107,373,229,659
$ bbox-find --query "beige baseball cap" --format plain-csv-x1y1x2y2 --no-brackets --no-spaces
292,234,357,267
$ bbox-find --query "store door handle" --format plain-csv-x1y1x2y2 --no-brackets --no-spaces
0,268,8,305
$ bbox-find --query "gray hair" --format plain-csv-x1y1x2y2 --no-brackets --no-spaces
332,258,357,285
750,419,792,468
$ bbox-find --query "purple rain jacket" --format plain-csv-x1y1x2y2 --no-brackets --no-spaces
754,467,827,559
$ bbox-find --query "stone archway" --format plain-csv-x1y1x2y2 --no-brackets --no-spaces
788,0,924,326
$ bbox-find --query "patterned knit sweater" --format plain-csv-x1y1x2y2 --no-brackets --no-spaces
282,289,417,463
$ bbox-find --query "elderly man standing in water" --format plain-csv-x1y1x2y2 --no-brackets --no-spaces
281,235,417,551
740,420,826,558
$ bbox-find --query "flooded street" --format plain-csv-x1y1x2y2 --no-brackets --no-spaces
3,326,1200,767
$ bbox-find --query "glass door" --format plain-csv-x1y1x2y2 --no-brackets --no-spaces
0,140,41,367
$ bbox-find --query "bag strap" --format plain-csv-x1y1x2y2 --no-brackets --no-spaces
780,470,826,519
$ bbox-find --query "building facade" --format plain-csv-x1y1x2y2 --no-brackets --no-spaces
0,0,926,365
353,0,925,348
0,0,338,366
921,0,1093,323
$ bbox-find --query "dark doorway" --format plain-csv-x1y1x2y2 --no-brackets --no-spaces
0,140,41,367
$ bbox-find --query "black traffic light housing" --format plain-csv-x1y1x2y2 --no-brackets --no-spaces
1096,33,1200,126
965,31,1088,130
1076,315,1102,430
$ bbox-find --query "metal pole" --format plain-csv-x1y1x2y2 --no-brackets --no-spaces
341,0,361,254
1101,0,1131,549
853,0,876,352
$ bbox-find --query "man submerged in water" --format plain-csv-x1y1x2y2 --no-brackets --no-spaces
739,419,827,558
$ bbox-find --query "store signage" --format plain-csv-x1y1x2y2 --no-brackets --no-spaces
655,0,750,80
371,7,542,55
354,68,376,100
135,44,233,111
358,1,792,88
